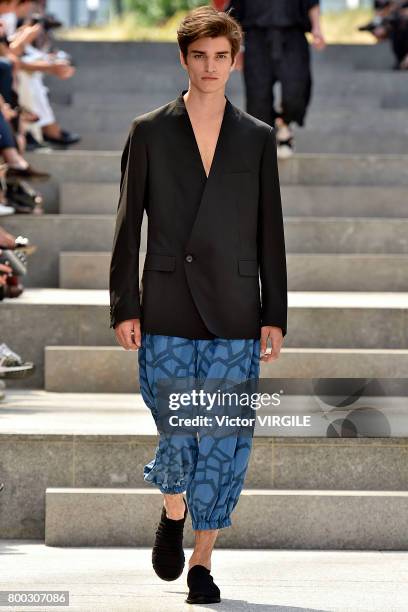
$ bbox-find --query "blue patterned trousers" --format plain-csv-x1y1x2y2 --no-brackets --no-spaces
138,332,260,530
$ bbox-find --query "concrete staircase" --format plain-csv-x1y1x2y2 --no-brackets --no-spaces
1,41,407,548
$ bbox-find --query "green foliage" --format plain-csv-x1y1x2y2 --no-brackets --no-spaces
123,0,207,23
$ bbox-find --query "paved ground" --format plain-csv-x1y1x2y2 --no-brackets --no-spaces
1,541,408,611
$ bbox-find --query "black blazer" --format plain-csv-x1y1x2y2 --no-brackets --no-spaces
109,89,287,340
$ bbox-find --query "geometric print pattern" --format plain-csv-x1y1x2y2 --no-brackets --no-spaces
138,332,261,530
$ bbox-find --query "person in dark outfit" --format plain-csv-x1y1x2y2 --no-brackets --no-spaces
362,1,408,70
225,0,326,157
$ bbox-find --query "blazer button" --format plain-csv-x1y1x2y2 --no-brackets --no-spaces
185,254,194,263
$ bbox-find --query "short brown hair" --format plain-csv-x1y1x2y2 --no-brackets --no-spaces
177,5,242,64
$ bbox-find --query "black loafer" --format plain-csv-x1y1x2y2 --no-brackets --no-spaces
43,130,81,146
185,564,221,604
152,496,188,581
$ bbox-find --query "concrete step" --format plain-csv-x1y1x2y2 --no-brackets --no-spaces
59,251,408,292
58,132,145,151
60,182,118,214
60,182,408,218
5,422,408,543
0,214,118,288
283,185,408,218
382,91,408,109
26,150,408,185
284,218,408,254
286,253,408,291
2,384,408,539
69,129,408,154
3,214,408,288
305,109,408,130
294,131,408,155
49,64,406,94
44,345,408,392
44,487,408,549
3,288,408,388
56,41,395,69
72,89,382,112
69,94,405,113
70,88,407,114
48,66,241,95
54,104,408,134
309,71,408,97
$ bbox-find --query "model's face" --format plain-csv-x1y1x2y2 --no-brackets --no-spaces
180,36,236,93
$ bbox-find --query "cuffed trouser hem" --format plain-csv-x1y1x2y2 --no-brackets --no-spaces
192,517,232,530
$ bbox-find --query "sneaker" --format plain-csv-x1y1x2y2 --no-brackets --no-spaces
276,122,295,159
0,202,15,216
0,343,35,378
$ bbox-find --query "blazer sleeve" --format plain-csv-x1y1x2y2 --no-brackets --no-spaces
257,127,288,337
109,119,148,329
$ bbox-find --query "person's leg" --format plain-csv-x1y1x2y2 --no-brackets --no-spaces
24,74,57,131
138,332,199,505
0,59,15,106
0,111,18,150
14,71,45,143
274,29,312,157
187,337,260,571
243,27,277,127
138,332,204,582
390,23,408,68
278,29,312,128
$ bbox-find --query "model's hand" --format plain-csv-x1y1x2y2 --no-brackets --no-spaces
311,27,326,50
49,61,76,79
372,26,388,40
260,326,283,362
115,318,141,350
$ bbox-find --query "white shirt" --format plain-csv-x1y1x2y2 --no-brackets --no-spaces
0,12,17,37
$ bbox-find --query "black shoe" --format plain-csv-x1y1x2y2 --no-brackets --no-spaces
25,133,50,151
6,165,50,180
43,130,81,146
152,496,188,581
185,564,221,604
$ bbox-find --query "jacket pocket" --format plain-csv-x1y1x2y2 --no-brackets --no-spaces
238,258,259,276
144,253,176,272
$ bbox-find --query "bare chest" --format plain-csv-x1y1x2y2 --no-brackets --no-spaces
189,116,224,179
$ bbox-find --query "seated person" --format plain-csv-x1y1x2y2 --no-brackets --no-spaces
5,0,80,145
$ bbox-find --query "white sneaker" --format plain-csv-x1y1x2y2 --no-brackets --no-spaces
0,202,15,216
277,141,294,159
276,122,295,159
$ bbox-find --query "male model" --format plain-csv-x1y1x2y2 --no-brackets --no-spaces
225,0,326,157
109,5,287,605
